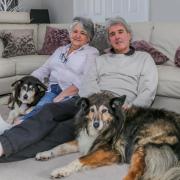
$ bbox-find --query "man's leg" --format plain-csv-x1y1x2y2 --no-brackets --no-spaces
0,96,79,157
0,118,75,162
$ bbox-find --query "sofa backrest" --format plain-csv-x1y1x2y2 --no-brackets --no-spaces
151,23,180,66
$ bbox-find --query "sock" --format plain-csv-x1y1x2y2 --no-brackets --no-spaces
0,142,4,156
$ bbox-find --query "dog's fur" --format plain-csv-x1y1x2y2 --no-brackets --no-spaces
7,76,47,124
36,91,180,180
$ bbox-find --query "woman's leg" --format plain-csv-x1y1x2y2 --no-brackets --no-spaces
21,92,57,121
0,96,79,157
0,118,75,162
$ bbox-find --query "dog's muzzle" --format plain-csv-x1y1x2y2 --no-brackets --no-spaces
93,120,100,129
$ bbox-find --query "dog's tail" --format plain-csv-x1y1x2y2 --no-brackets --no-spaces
142,145,180,180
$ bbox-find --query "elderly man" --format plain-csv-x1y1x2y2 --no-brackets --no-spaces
80,16,158,110
0,17,158,162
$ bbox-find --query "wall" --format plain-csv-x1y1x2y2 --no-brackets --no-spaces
42,0,73,23
21,0,43,12
150,0,180,22
20,0,180,23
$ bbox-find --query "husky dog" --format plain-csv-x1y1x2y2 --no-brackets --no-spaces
7,76,47,124
36,91,180,180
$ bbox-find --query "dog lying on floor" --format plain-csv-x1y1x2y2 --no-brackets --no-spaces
36,91,180,180
7,75,47,124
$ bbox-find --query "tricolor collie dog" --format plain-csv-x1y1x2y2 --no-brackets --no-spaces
7,76,47,124
36,91,180,180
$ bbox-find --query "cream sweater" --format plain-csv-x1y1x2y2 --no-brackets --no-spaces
79,51,158,107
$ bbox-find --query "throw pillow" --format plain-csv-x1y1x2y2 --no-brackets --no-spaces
0,29,36,58
90,24,110,55
132,40,169,65
38,26,70,55
174,47,180,67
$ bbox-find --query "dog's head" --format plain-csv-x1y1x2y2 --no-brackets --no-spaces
8,76,47,108
75,91,126,137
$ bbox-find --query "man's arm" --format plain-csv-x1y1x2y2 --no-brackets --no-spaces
79,57,101,97
131,55,158,107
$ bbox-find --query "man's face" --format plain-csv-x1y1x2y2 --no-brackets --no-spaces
108,24,131,54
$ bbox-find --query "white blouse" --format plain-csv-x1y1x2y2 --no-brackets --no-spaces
32,44,99,91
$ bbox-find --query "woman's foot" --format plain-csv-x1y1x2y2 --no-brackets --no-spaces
0,115,12,135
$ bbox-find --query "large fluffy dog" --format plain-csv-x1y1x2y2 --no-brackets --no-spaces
36,91,180,180
7,76,47,124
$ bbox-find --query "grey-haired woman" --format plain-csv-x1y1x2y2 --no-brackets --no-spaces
0,17,99,161
11,16,98,124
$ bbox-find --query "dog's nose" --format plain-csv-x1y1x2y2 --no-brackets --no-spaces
23,94,28,99
93,121,100,129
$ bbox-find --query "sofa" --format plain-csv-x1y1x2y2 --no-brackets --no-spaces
0,12,180,180
0,14,180,113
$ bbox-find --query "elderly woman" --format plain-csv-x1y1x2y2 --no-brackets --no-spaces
13,16,99,124
0,17,99,161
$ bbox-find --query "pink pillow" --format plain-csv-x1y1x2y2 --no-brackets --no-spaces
132,40,169,65
174,47,180,67
38,26,70,55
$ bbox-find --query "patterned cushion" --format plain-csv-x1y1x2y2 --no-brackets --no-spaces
0,29,36,58
90,24,110,55
132,40,169,65
174,47,180,67
38,26,70,55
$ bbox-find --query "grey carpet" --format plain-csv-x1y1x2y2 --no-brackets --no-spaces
0,103,129,180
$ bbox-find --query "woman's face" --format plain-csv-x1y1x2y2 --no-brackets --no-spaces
108,24,131,54
70,23,90,49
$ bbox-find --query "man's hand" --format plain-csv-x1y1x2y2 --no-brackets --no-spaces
122,103,132,111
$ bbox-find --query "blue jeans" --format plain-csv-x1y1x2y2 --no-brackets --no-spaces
21,84,62,121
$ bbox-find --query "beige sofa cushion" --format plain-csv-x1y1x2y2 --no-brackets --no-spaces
157,65,180,98
10,55,48,75
0,12,30,24
0,24,38,50
37,24,70,50
151,23,180,66
0,59,15,77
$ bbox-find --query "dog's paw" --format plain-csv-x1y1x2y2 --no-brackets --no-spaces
35,151,53,161
51,167,71,178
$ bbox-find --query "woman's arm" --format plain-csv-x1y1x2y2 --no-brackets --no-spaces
31,48,60,82
53,85,79,103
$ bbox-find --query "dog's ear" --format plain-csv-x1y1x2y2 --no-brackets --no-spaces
109,95,126,111
11,79,22,88
11,79,23,99
37,83,47,92
34,77,47,92
76,97,90,112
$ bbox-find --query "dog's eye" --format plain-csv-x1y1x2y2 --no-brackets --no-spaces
90,108,95,112
102,109,107,113
22,86,27,90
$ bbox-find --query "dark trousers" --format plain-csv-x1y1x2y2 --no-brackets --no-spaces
0,96,79,162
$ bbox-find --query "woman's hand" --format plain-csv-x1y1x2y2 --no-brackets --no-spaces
53,85,79,103
53,94,65,103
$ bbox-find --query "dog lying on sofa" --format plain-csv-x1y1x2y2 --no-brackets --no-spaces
36,91,180,180
7,76,47,124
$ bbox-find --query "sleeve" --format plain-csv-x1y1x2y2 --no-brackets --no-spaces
79,56,101,97
72,48,99,89
131,55,158,107
31,48,59,82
